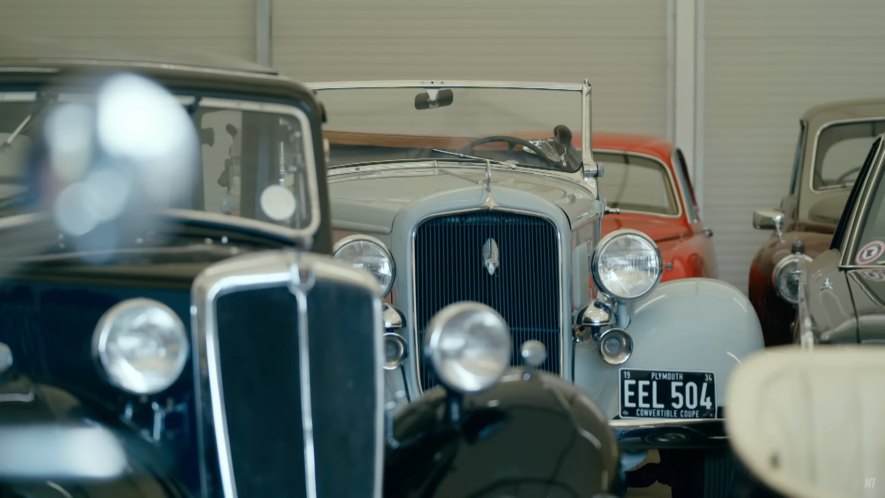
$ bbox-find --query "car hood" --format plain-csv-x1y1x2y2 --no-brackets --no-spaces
601,213,689,242
328,165,598,233
846,269,885,342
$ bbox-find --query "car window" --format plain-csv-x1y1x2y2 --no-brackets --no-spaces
596,152,679,216
814,119,885,190
854,141,885,265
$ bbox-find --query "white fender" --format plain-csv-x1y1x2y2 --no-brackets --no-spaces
575,278,764,419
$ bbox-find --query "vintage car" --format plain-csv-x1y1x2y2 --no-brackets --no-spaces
595,132,716,280
0,41,386,497
726,346,885,498
749,98,885,346
313,80,764,494
793,134,885,347
0,43,626,498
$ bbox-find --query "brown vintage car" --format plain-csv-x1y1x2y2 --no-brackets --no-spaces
749,98,885,346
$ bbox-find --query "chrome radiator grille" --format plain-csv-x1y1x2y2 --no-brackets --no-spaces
414,210,561,390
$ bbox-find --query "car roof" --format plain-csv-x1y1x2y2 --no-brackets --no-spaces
0,36,278,76
801,97,885,125
592,132,675,163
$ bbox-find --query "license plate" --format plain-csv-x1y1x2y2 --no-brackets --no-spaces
619,369,716,419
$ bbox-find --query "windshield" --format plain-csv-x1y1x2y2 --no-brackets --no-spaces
314,83,584,173
813,119,885,190
596,152,679,216
0,92,317,233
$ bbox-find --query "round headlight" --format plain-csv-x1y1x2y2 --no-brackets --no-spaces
424,302,511,394
334,235,395,295
591,229,663,300
93,298,189,395
773,254,812,305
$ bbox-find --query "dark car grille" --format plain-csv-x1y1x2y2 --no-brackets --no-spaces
214,279,378,498
414,210,561,390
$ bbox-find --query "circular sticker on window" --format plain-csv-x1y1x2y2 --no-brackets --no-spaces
260,185,297,221
856,240,885,265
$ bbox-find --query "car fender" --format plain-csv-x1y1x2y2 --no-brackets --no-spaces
574,278,764,419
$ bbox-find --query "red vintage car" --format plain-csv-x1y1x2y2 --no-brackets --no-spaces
593,132,717,280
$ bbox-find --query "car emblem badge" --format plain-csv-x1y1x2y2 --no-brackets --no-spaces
482,238,500,275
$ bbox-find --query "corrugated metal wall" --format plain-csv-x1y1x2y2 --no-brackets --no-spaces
703,0,885,291
272,0,669,137
0,0,254,60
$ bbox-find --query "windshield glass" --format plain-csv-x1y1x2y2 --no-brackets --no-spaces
314,84,583,172
813,119,885,190
596,152,679,216
0,93,317,232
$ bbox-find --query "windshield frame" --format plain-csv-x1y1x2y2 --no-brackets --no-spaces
307,80,595,176
0,89,322,245
840,135,885,268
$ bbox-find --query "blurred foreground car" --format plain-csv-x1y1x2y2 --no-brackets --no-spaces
749,98,885,345
726,347,885,498
595,132,716,280
0,40,384,497
794,134,885,346
314,80,763,494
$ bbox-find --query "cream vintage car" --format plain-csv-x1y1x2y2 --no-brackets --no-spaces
311,80,765,493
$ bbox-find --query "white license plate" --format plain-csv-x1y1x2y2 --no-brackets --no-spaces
619,369,716,419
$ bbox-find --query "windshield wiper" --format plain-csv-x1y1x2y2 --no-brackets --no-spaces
1,94,57,150
431,148,518,168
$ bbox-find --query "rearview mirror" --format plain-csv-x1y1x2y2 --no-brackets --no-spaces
414,89,454,110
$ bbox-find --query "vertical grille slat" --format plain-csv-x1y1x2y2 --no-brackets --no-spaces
415,211,560,390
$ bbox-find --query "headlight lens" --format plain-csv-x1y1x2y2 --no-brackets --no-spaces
773,254,812,305
93,299,189,395
592,229,663,300
334,235,395,295
425,302,511,394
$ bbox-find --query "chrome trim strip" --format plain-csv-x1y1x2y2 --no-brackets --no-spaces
581,80,594,168
408,207,567,394
593,149,684,220
0,92,37,102
289,267,317,498
307,80,584,91
6,58,281,80
192,250,383,498
807,116,885,194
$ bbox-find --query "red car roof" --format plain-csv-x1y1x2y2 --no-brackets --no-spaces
591,132,675,163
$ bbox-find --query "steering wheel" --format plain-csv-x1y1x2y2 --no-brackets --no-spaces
460,135,566,170
834,166,863,185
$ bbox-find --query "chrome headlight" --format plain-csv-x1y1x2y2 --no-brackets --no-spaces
591,229,663,300
334,235,395,295
424,302,511,394
92,298,189,395
773,254,812,305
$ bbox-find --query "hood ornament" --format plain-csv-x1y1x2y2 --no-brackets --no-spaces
480,159,499,209
482,238,500,275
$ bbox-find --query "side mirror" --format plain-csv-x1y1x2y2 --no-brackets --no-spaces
753,209,784,231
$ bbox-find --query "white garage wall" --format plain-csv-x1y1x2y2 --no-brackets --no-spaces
0,0,255,61
703,0,885,292
271,0,669,137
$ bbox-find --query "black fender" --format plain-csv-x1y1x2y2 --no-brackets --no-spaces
385,369,620,498
0,373,188,497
